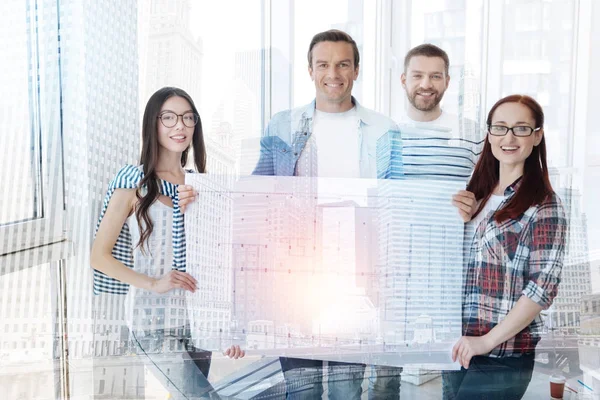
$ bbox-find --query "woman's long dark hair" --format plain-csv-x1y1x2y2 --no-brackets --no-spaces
467,94,553,222
136,87,206,252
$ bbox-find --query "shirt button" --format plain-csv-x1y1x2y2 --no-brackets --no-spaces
304,132,307,135
294,152,298,156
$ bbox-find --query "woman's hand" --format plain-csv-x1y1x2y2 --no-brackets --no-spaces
451,336,494,369
452,190,477,222
149,270,197,293
224,345,245,359
177,185,197,214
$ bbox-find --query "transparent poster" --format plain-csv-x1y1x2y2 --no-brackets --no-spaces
185,175,466,370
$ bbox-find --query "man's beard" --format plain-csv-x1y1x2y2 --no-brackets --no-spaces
407,90,444,112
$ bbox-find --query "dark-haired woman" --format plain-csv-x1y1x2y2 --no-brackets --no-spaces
443,95,567,399
91,87,244,399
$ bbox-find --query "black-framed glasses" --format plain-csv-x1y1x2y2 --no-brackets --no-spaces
488,125,540,137
158,112,199,128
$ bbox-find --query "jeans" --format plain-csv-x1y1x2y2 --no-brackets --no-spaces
280,358,364,400
368,365,402,400
280,358,402,399
441,353,535,400
131,329,217,399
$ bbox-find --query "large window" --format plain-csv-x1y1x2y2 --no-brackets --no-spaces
0,1,66,398
0,0,64,256
389,0,486,125
139,0,264,177
289,0,380,110
1,0,599,398
499,0,577,169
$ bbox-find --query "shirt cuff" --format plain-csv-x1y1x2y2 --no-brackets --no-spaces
522,280,553,309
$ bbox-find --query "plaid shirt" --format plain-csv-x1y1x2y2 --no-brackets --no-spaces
463,178,567,357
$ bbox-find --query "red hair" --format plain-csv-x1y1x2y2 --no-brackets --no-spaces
467,94,554,222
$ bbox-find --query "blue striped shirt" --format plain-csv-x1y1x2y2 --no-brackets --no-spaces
92,165,186,295
378,125,484,181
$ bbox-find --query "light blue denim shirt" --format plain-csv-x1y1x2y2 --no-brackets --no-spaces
253,97,402,178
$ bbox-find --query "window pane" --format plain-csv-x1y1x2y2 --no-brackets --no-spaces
292,0,377,110
0,264,57,399
0,0,41,226
139,0,264,175
501,0,576,168
397,0,486,128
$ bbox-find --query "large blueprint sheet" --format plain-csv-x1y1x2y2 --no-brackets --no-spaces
185,175,465,368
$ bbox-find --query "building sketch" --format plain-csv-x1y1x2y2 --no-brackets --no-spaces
185,174,465,368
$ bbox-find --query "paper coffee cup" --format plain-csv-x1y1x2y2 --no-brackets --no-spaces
550,375,566,399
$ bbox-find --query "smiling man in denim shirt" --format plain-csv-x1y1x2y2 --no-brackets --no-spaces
253,29,403,400
253,33,399,180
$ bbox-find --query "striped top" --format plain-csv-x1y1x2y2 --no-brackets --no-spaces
92,165,186,295
399,125,483,180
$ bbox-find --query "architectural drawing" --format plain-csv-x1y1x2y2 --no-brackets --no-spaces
185,175,465,368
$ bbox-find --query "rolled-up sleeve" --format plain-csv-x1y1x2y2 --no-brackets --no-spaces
376,129,403,179
252,135,276,176
522,197,568,309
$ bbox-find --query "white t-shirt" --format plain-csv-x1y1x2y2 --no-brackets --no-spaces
296,107,361,178
467,194,506,239
125,201,188,333
399,110,460,135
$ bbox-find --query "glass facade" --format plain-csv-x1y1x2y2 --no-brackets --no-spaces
1,0,599,398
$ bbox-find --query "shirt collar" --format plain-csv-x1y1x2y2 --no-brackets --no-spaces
504,176,524,197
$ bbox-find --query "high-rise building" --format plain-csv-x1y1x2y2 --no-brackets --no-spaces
189,137,236,350
375,125,473,344
550,188,592,334
140,0,204,107
230,176,318,338
498,0,576,167
313,200,379,341
422,1,474,118
578,293,600,391
375,179,463,343
61,0,139,362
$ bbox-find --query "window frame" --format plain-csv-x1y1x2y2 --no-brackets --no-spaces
0,0,65,257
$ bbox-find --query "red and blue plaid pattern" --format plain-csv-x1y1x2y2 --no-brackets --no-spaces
463,179,567,357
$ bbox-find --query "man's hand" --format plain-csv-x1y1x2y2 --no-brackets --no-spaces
452,190,477,222
177,185,197,214
451,336,494,369
224,345,245,359
149,270,197,293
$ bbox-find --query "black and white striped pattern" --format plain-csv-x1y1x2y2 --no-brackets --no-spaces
92,165,186,294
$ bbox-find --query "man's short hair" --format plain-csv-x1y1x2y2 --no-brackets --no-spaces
307,29,360,68
404,44,450,75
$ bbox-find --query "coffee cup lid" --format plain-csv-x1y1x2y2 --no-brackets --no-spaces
550,375,566,383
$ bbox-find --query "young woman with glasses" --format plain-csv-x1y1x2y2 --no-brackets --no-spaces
444,94,567,399
91,87,244,399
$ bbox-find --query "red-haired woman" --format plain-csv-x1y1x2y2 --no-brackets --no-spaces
443,94,567,399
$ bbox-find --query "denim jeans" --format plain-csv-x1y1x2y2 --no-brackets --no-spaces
441,353,534,400
368,365,402,400
280,358,402,399
131,329,217,399
280,358,365,399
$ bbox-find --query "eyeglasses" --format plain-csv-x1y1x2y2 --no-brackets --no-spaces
158,112,199,128
488,125,540,137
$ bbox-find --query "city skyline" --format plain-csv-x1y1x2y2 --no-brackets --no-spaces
186,174,465,368
2,0,599,398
